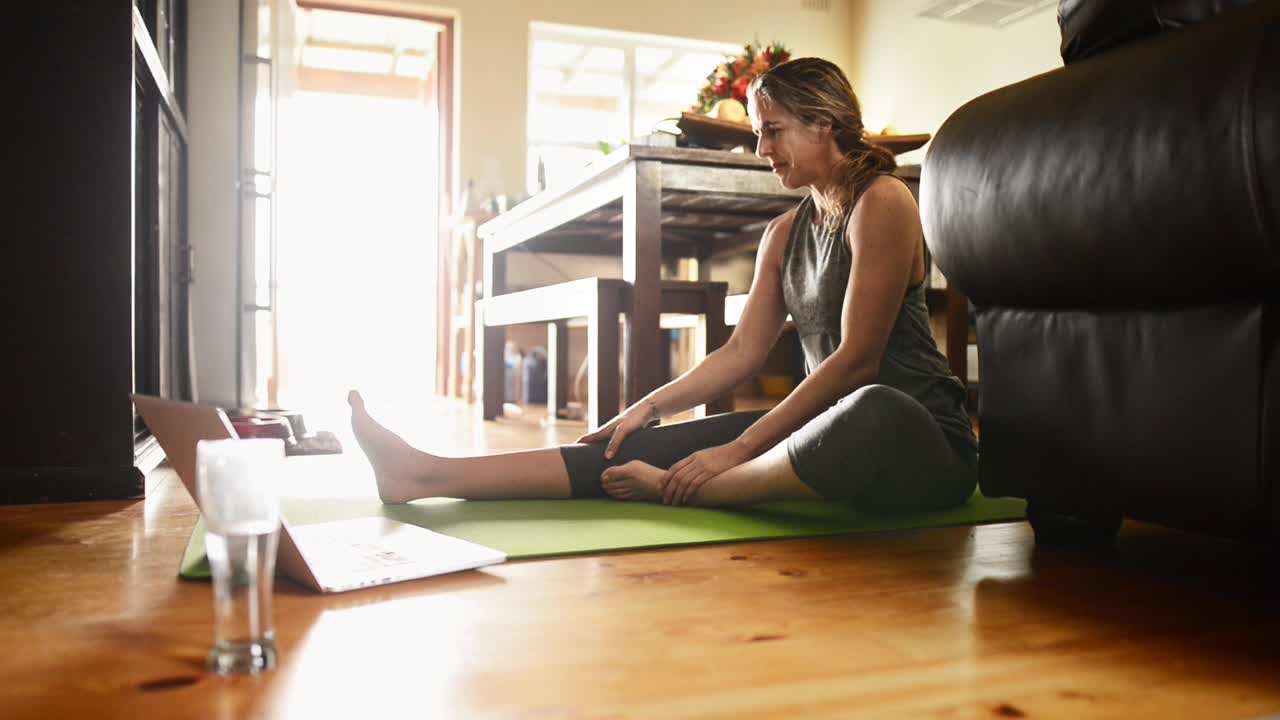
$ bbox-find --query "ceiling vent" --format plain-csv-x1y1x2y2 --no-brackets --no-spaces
916,0,1056,28
801,0,832,12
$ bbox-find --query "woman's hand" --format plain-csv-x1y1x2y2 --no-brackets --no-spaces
662,440,753,505
575,398,658,460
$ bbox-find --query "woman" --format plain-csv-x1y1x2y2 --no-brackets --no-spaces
350,58,977,512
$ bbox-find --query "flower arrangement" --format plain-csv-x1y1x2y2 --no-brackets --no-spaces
692,42,791,116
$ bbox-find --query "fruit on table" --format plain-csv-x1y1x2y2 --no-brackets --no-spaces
712,98,748,124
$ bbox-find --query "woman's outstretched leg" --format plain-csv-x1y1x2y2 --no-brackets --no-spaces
350,392,795,505
348,391,572,503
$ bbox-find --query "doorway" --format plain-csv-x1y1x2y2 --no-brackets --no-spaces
270,5,451,429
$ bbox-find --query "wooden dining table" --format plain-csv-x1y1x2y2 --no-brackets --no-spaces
477,144,808,418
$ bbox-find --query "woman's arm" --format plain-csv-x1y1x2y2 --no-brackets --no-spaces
576,210,793,456
736,176,922,456
642,212,793,417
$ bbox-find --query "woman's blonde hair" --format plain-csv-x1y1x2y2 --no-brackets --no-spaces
748,57,895,219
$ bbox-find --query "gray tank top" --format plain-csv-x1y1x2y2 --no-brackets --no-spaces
780,177,977,453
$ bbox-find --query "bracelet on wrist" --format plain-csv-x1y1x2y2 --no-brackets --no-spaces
643,397,660,422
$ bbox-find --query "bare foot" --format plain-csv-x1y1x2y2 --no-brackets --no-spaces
348,390,437,504
601,460,666,502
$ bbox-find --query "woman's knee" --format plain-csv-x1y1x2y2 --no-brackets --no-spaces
826,384,928,437
847,383,900,406
790,384,974,510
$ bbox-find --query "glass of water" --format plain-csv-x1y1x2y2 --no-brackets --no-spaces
196,438,283,675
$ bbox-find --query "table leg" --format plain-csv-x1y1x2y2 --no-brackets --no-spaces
658,329,672,395
547,320,569,419
588,289,621,430
702,283,734,416
478,308,505,419
622,160,663,406
481,247,508,419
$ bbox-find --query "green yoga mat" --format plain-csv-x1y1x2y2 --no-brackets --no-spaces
179,492,1026,580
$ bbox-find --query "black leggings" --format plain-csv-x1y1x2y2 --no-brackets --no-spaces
559,384,978,512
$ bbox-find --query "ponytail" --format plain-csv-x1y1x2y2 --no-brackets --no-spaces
827,128,896,219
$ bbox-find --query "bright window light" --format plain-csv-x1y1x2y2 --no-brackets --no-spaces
527,23,738,193
394,53,430,78
300,45,394,75
532,40,585,68
530,68,567,93
562,71,625,98
582,46,625,72
636,47,674,74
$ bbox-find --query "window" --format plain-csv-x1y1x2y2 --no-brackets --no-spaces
527,23,739,192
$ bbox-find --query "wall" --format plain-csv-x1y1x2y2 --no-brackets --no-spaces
187,0,242,406
846,1,1063,165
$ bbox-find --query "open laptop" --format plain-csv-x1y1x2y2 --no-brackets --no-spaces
133,394,506,593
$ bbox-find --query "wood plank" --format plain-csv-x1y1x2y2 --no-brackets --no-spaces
479,312,504,419
626,143,778,168
945,284,969,386
481,278,627,327
547,320,569,415
708,224,774,259
514,233,700,259
481,159,628,252
570,210,778,230
479,145,793,244
661,163,807,198
701,282,734,416
657,281,727,316
588,288,622,429
567,193,794,220
623,160,664,406
658,192,796,216
2,405,1278,718
480,278,628,422
480,248,508,418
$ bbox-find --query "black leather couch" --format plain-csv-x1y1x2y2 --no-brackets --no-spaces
921,0,1278,546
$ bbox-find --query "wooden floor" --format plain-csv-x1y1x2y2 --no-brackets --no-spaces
2,398,1278,719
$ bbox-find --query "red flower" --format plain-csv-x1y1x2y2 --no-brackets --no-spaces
695,42,790,114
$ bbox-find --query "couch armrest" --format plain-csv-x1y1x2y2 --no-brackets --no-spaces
922,1,1279,310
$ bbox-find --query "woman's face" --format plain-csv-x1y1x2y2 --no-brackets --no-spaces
749,94,834,190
